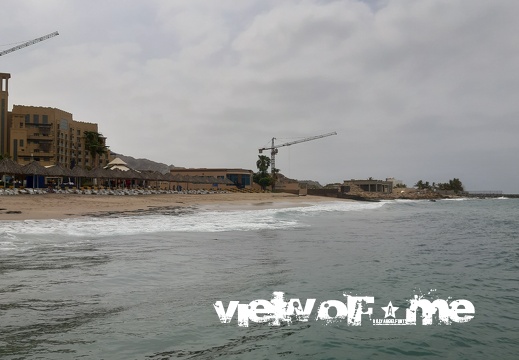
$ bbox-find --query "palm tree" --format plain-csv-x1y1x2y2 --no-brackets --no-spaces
84,131,109,168
256,155,270,175
254,155,273,191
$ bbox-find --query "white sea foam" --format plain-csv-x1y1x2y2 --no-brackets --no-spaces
0,201,386,245
440,197,472,201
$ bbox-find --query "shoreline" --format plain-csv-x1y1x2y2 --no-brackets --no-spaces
0,193,348,221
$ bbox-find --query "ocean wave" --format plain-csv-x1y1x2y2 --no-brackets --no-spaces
0,201,385,243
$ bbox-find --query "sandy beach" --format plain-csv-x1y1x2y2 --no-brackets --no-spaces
0,193,345,221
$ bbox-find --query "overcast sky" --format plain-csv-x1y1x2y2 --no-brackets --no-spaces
1,0,518,192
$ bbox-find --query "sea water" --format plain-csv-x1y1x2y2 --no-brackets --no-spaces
0,198,518,359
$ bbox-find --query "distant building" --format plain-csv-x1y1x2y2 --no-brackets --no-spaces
386,177,404,187
9,105,110,168
341,179,393,194
0,72,111,168
170,167,254,189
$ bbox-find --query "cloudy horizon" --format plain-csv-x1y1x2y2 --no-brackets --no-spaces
1,0,518,192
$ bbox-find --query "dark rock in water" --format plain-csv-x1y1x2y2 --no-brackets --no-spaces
6,210,22,214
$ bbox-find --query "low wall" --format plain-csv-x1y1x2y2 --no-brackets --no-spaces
307,189,339,197
273,189,299,195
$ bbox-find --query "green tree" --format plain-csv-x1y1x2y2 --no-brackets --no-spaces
253,155,274,190
437,178,464,193
448,178,464,193
271,167,280,189
256,155,270,174
84,131,108,168
414,180,432,190
258,176,273,190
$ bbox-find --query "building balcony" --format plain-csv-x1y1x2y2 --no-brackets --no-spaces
24,151,56,158
24,123,53,128
27,133,53,139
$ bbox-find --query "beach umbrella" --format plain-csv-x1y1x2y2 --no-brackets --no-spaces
161,172,173,181
205,176,220,184
167,173,185,190
111,168,127,178
123,168,143,188
88,167,112,178
154,172,168,185
142,171,154,180
69,166,89,188
147,171,164,189
21,161,49,176
70,166,89,177
0,158,24,188
181,175,200,190
45,164,72,177
162,172,176,189
137,171,155,188
147,171,166,189
192,175,211,184
110,168,128,188
0,158,23,175
181,175,195,182
126,168,143,179
87,167,112,188
21,161,49,188
45,164,73,188
149,171,163,181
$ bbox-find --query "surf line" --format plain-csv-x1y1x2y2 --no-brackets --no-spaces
213,292,475,327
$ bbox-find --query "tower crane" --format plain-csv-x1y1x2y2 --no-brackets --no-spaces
0,31,59,57
259,131,337,176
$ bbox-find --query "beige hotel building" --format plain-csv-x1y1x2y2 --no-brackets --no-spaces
1,72,110,168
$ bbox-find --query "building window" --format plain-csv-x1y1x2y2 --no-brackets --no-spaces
33,114,39,124
20,139,24,147
25,114,30,123
42,115,48,124
20,122,23,128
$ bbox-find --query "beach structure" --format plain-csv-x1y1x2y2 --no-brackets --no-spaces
104,157,132,171
341,179,393,194
170,168,255,190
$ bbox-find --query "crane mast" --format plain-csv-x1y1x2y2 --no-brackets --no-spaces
258,131,337,176
0,31,59,57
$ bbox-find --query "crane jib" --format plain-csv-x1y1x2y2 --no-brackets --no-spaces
0,31,59,57
257,131,337,182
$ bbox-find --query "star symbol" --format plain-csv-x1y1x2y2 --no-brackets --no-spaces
381,301,399,318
